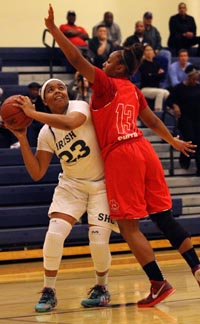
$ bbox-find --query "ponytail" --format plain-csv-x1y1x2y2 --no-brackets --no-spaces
122,43,144,76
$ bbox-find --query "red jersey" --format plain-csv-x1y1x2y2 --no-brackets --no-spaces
90,67,171,219
59,24,88,46
91,67,147,160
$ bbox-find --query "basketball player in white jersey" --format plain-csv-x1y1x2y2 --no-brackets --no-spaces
8,78,119,312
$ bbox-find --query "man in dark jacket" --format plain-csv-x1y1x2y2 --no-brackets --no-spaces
123,21,149,48
167,64,200,174
168,2,200,55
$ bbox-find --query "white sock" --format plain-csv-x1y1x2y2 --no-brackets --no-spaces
95,272,108,286
44,275,57,289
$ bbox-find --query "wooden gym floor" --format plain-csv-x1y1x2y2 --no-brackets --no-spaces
1,242,200,324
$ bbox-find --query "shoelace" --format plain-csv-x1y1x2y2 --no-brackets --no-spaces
87,285,105,298
38,289,54,303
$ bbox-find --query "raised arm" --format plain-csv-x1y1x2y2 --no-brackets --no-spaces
45,4,95,83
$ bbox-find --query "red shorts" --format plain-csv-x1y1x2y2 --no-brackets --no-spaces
104,137,172,220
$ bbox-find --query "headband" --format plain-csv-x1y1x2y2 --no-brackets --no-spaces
122,50,133,77
40,78,66,100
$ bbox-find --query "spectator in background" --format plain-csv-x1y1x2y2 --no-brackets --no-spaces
167,65,200,175
143,11,171,67
26,82,48,147
92,12,122,49
60,11,89,55
67,71,92,103
143,12,162,54
139,44,169,111
88,24,114,69
168,2,200,56
123,20,168,88
167,49,191,88
123,21,148,88
123,21,149,48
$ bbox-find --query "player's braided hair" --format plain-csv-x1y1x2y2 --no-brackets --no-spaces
121,43,144,77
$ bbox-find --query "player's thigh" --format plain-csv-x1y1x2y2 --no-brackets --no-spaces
48,178,88,221
87,179,119,232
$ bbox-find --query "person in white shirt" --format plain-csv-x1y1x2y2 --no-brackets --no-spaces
6,78,119,312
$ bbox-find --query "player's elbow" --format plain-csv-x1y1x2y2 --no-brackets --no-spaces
30,173,43,182
28,168,45,182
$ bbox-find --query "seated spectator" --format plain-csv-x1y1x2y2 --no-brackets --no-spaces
92,12,122,49
26,82,48,147
0,87,19,148
143,11,171,64
88,24,114,69
167,49,191,88
67,71,92,103
139,44,170,111
60,11,89,55
167,65,200,175
123,20,169,88
168,2,200,56
123,21,149,47
123,21,148,87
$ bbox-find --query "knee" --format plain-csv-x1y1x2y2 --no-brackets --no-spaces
43,218,73,270
43,231,65,270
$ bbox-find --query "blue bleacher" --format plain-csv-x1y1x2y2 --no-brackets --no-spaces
2,85,28,99
0,148,183,250
0,47,75,75
0,72,19,85
0,47,63,67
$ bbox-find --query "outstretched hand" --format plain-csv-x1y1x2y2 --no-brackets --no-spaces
171,136,196,157
45,4,55,30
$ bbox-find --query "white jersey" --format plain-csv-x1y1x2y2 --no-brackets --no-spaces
37,100,104,181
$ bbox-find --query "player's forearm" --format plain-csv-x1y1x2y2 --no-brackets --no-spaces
26,110,85,131
18,137,43,181
148,117,175,146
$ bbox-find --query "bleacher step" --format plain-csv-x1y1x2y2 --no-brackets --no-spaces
182,206,200,215
167,176,200,187
161,159,196,170
170,186,200,195
174,194,200,207
164,168,197,176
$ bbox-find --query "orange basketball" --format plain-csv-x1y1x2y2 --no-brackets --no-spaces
0,95,33,130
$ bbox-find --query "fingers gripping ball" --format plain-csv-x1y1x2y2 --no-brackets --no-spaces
0,95,33,130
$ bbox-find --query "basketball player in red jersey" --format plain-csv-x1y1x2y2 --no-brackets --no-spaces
44,5,200,307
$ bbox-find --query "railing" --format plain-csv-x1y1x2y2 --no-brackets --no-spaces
42,29,56,78
161,108,179,176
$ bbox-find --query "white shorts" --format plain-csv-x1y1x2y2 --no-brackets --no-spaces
48,173,119,233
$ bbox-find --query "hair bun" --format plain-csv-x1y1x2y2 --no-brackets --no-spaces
131,43,144,61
